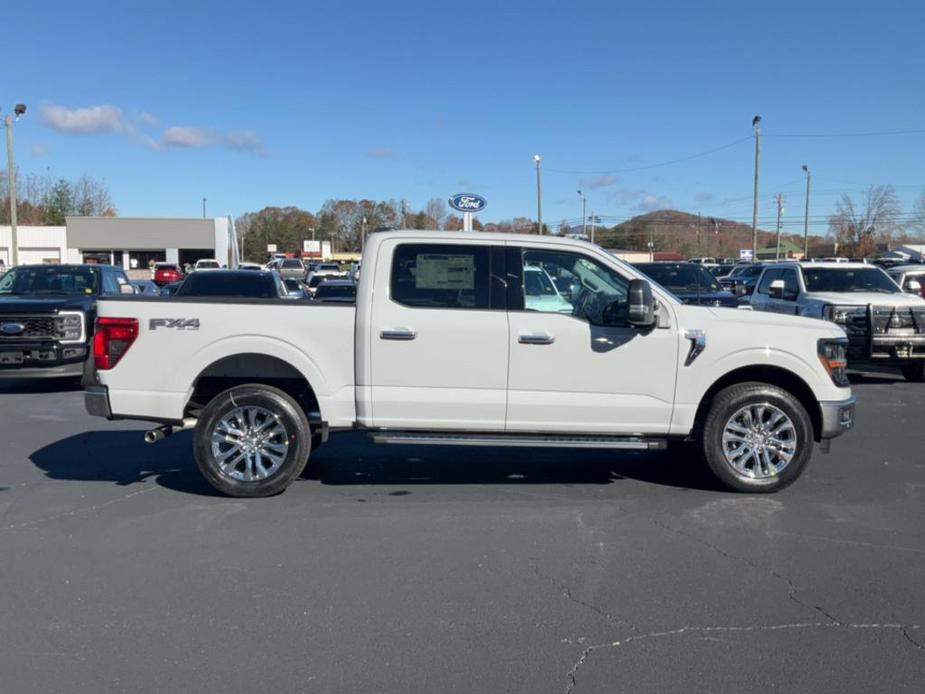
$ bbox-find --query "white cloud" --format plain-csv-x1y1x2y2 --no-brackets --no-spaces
31,145,49,157
40,104,126,135
367,147,398,159
580,174,619,189
694,191,714,204
163,126,215,148
136,111,160,127
224,130,266,155
635,194,672,212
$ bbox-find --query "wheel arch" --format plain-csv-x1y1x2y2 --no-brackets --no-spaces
185,352,321,423
693,365,822,442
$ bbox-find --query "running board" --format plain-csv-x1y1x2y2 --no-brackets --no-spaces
370,432,667,450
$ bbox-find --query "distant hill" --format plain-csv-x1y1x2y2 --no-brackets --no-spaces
595,210,825,259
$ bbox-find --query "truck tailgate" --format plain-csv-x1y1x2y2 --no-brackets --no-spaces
94,298,357,425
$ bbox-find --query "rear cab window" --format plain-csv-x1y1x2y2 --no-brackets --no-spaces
390,243,496,310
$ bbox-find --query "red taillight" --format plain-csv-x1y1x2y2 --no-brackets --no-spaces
93,317,139,370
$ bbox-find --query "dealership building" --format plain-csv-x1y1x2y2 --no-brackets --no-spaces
0,217,236,269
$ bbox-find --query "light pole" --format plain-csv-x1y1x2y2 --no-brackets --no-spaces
533,154,543,234
774,193,785,260
360,216,367,255
751,115,761,261
801,165,811,258
3,103,26,267
577,189,587,238
202,197,207,218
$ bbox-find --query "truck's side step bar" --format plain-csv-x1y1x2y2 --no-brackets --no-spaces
371,432,667,450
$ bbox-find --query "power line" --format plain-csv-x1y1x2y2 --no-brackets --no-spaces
765,128,925,139
544,137,751,175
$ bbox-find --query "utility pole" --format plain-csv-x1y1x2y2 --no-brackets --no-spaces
697,212,702,256
801,165,811,259
4,104,26,267
577,189,587,238
310,227,316,241
360,216,367,256
533,155,543,234
648,227,655,262
202,197,207,218
589,211,596,244
751,115,761,261
775,193,785,260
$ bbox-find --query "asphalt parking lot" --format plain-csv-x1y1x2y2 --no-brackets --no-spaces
0,373,923,693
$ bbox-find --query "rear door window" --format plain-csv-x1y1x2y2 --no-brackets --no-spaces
390,244,493,310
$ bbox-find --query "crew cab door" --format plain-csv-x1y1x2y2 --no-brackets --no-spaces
367,238,508,430
505,245,678,434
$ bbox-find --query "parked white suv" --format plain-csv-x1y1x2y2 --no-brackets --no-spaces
750,261,925,380
84,232,856,496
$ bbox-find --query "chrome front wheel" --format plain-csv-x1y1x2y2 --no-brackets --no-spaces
721,403,797,479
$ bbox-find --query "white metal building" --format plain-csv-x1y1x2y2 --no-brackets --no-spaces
0,217,236,269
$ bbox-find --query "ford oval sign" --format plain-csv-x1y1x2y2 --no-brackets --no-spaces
448,193,487,213
0,322,25,336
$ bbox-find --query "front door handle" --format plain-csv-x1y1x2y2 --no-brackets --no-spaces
380,328,417,341
518,332,555,345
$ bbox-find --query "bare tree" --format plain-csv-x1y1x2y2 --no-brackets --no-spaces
73,175,116,216
828,185,902,256
425,198,447,230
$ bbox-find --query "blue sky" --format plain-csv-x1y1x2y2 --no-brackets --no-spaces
6,0,925,235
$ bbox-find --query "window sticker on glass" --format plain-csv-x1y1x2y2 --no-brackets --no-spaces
415,254,475,290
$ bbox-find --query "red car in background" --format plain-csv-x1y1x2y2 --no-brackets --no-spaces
153,263,185,287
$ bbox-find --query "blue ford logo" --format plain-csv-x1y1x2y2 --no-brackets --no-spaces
448,193,487,213
0,322,25,336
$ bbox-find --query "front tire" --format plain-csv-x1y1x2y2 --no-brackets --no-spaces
900,363,925,382
194,384,311,497
701,382,813,493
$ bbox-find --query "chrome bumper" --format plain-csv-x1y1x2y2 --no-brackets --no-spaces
84,385,112,419
819,395,856,440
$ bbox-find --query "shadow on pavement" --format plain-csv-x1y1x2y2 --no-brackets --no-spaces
30,430,723,496
29,430,221,497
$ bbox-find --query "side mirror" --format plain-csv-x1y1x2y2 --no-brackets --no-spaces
906,279,922,295
627,278,656,329
120,284,136,295
734,283,747,298
768,279,785,300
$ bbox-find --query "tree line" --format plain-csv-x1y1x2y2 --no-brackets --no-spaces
0,169,116,225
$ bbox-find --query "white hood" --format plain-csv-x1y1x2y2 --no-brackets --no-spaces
807,291,925,307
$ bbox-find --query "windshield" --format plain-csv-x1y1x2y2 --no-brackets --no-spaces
314,283,356,299
634,263,723,293
524,268,559,296
802,267,900,293
177,273,279,298
281,260,303,269
730,264,762,278
318,264,340,271
0,266,98,296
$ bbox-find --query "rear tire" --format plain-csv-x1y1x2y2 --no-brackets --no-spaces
900,363,925,382
194,384,311,497
701,382,813,493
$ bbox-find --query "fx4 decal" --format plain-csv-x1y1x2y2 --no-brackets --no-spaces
149,318,200,331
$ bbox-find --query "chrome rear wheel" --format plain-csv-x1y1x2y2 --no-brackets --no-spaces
211,406,290,482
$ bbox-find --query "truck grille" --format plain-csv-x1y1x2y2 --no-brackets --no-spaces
870,306,925,335
0,316,58,340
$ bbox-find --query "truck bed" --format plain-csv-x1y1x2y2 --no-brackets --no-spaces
94,297,357,426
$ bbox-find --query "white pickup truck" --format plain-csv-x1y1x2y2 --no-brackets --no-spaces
85,231,856,497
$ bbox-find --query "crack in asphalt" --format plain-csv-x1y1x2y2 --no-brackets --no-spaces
530,560,630,629
650,518,842,625
564,622,924,694
4,485,157,531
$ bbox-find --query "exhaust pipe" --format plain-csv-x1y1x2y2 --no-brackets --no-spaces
144,417,198,444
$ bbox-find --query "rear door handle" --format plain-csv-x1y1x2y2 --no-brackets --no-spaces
518,332,555,345
380,328,417,341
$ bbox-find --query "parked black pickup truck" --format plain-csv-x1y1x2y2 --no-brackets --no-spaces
0,264,135,380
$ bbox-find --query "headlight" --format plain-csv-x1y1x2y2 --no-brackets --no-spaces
818,338,849,387
822,304,864,324
55,312,85,343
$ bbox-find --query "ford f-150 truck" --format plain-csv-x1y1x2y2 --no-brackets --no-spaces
750,261,925,381
85,231,856,497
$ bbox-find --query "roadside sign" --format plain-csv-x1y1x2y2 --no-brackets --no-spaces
448,193,487,232
303,240,321,256
739,249,753,261
267,243,277,253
